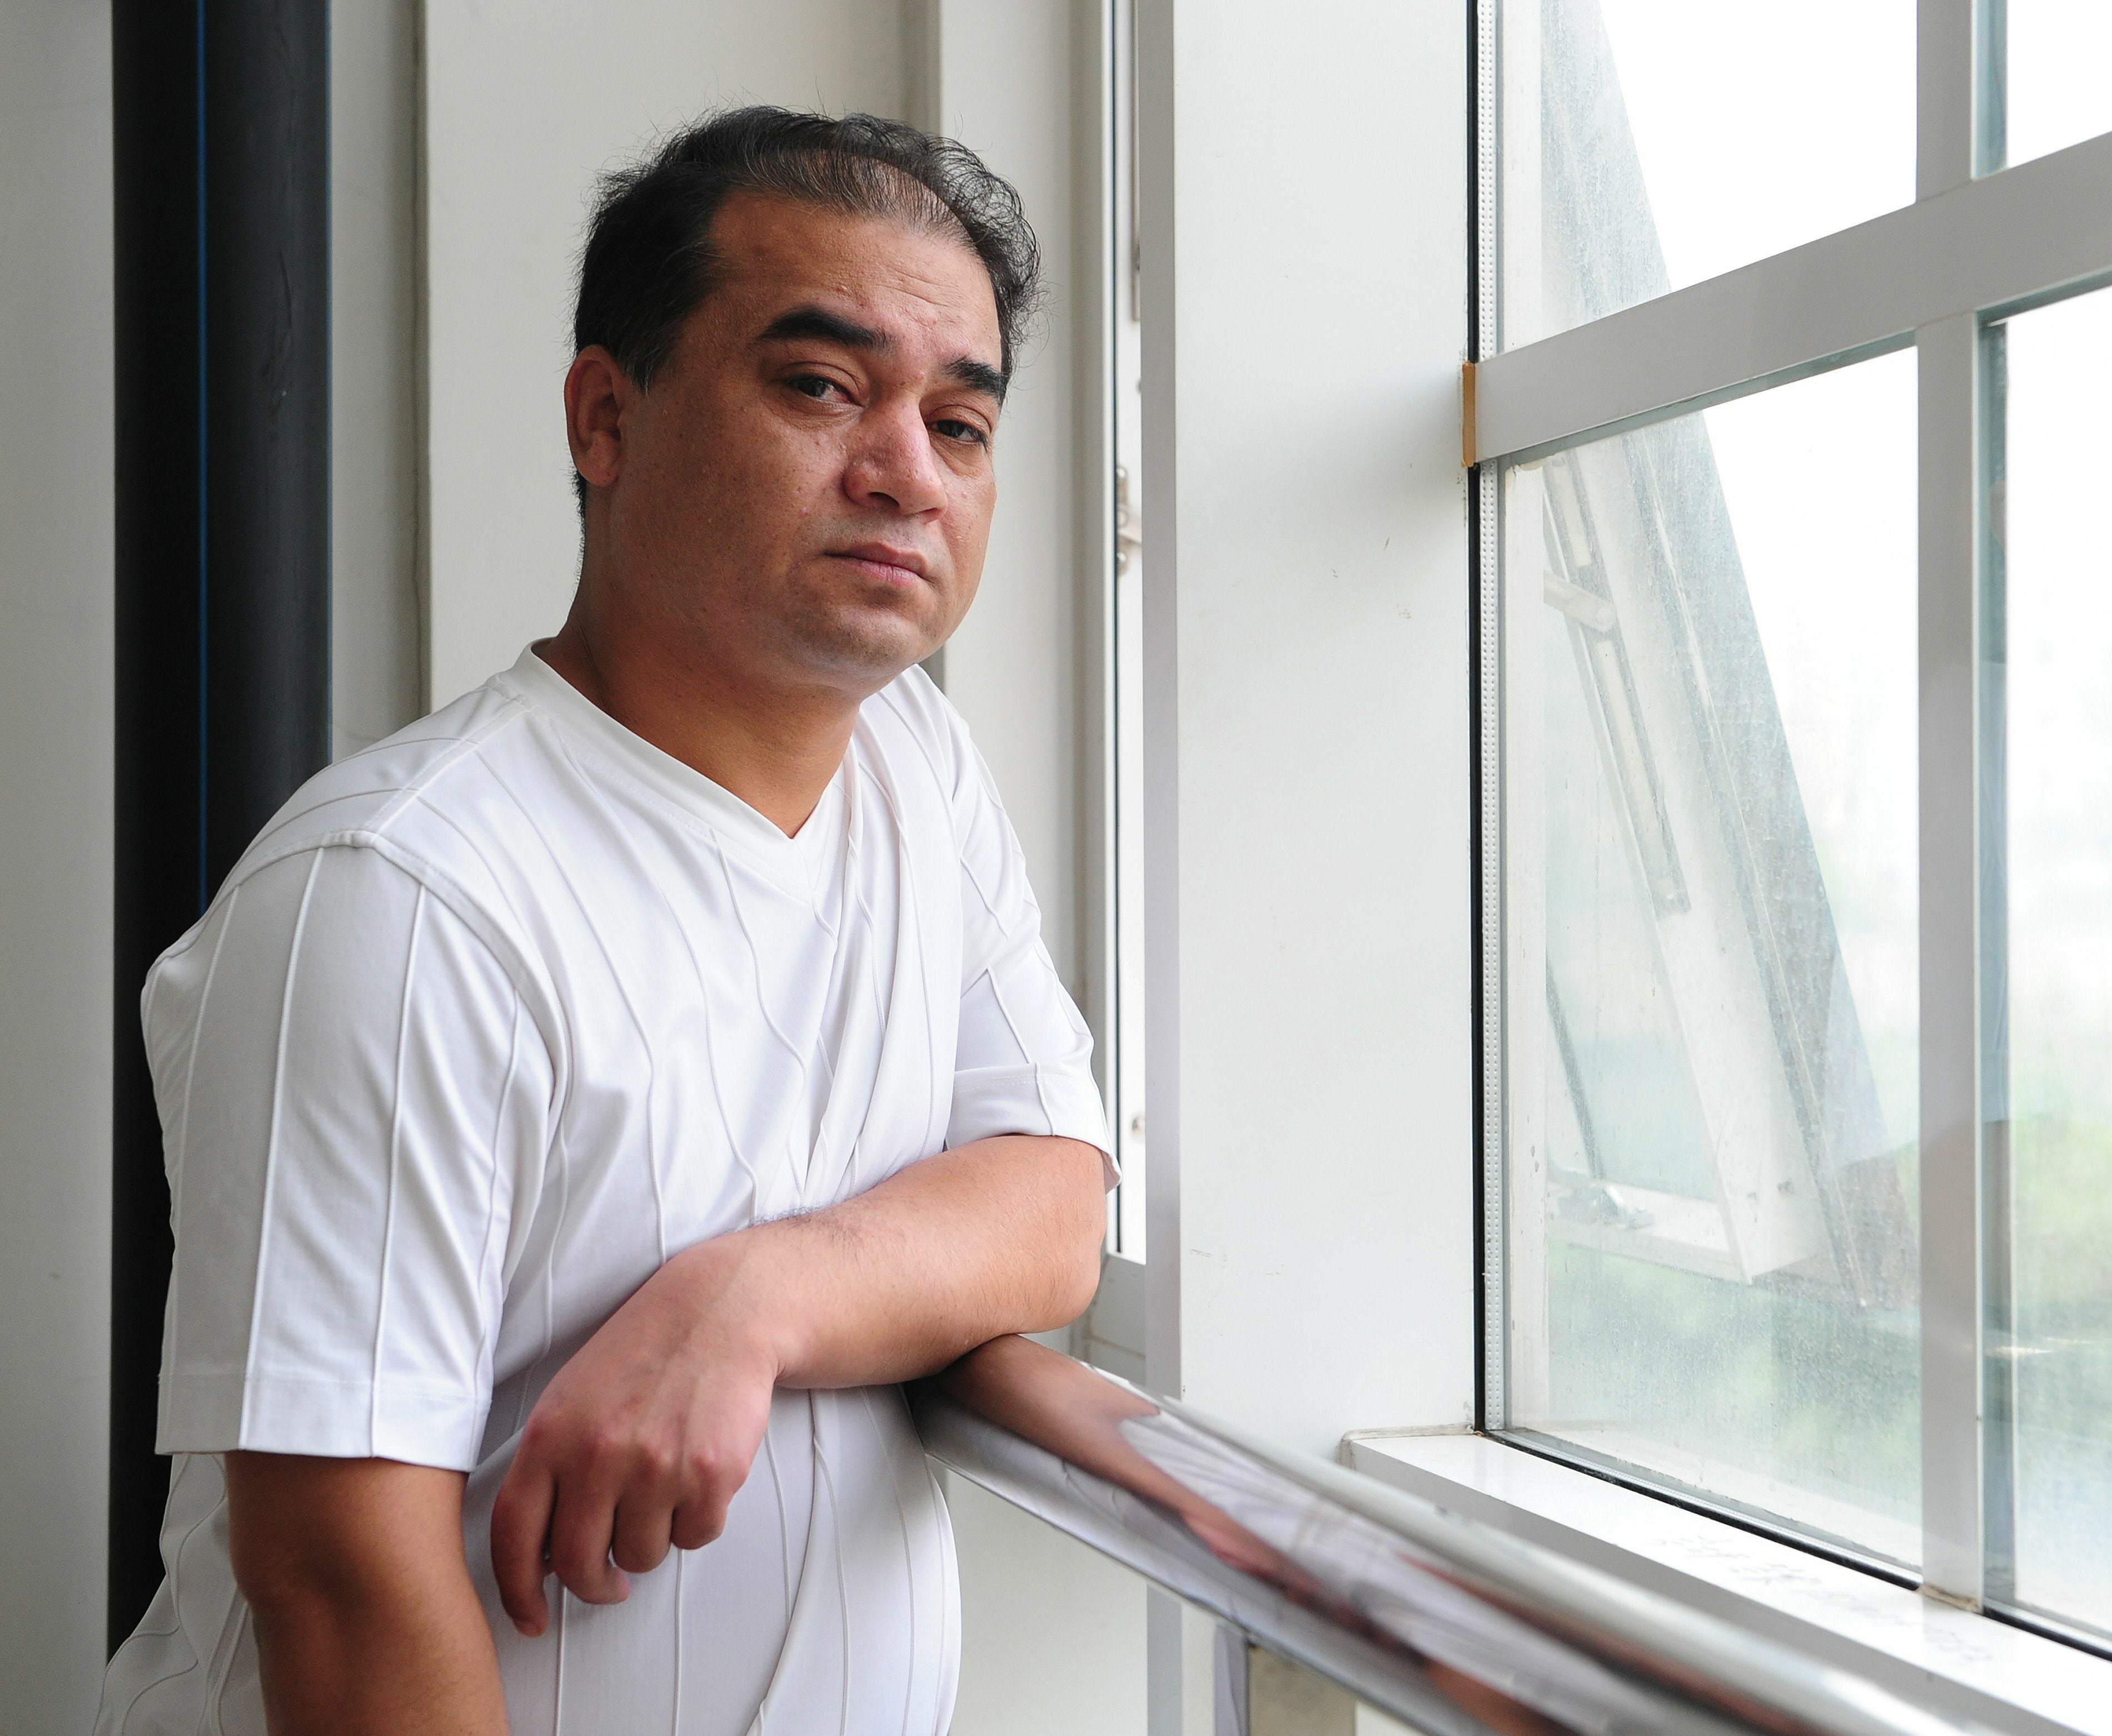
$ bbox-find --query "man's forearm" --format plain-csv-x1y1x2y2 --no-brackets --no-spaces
227,1454,508,1735
702,1133,1108,1388
489,1133,1108,1630
249,1588,506,1736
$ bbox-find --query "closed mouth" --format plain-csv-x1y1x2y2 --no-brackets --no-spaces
828,544,930,582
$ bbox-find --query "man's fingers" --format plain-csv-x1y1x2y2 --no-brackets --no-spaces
548,1478,630,1606
669,1497,730,1553
610,1494,678,1577
490,1459,558,1637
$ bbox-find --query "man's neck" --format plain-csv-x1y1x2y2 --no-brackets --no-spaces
537,616,860,837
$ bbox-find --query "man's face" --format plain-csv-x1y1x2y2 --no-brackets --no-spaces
580,191,1005,695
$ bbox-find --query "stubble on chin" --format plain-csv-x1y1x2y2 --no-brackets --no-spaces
768,584,944,690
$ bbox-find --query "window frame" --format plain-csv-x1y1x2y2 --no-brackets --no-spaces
1474,0,2112,1631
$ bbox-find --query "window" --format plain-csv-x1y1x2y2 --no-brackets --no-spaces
1493,0,1916,349
1985,284,2112,1639
1999,1,2112,168
1480,0,2112,1641
1110,0,1147,1258
1497,358,1922,1565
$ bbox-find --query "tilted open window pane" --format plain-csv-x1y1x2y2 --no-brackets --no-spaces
1986,286,2112,1640
1493,0,1914,350
1996,1,2112,171
1496,352,1921,1565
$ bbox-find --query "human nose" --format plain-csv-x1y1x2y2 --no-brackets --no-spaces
844,398,947,518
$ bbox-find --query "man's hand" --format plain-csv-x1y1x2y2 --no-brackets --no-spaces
226,1453,508,1735
491,1133,1107,1631
490,1236,780,1635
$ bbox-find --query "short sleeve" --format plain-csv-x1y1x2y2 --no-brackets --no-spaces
147,844,554,1470
949,744,1116,1183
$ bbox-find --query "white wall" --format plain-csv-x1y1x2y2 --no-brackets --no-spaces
1130,18,1477,1720
945,1472,1148,1736
1139,0,1473,1457
0,2,114,1724
333,0,425,757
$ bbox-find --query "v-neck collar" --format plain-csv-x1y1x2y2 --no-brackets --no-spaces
497,645,850,896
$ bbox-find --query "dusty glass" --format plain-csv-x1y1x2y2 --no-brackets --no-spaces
1985,286,2112,1639
1498,352,1921,1565
1493,0,1915,349
1997,1,2112,170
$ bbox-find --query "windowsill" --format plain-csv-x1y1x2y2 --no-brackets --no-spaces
1342,1430,2111,1736
1075,1250,1146,1384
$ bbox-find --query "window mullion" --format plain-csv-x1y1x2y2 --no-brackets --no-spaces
1916,0,1988,1611
1918,0,1979,196
1916,309,1986,1607
1474,0,1505,1435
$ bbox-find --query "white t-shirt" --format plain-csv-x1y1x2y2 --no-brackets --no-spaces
98,647,1112,1736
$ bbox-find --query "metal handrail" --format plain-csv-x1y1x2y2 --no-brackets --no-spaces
913,1338,1986,1736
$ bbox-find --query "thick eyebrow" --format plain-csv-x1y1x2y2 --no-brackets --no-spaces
758,303,1007,406
940,356,1008,406
756,304,890,353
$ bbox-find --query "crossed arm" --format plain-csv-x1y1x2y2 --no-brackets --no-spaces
228,1134,1108,1735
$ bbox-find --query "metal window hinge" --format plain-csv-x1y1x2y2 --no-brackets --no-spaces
1115,463,1143,575
1462,359,1478,470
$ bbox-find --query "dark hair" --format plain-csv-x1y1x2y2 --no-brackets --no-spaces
571,106,1041,505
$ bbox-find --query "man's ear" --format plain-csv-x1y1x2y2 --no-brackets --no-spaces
565,346,629,492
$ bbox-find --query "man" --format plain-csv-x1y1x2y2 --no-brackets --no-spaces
98,108,1113,1734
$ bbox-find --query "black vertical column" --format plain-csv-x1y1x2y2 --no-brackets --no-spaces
202,2,334,871
109,0,330,1650
109,0,205,1653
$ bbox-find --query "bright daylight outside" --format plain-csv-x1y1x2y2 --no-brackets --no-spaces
1990,286,2112,1635
1492,0,2112,1638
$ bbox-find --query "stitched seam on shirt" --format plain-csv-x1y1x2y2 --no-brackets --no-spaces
328,693,533,839
835,844,889,1199
478,1000,521,1344
237,853,324,1445
852,752,947,1170
233,694,534,864
595,779,763,1223
469,757,676,1288
164,885,240,1391
206,1597,252,1736
867,1386,920,1736
984,966,1058,1132
376,796,577,1113
714,830,814,1086
370,884,426,1452
104,1458,220,1727
533,731,708,1263
192,834,567,1116
218,833,530,986
870,675,969,846
815,1428,853,1736
172,1368,481,1402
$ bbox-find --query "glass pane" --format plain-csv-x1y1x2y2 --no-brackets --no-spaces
1498,352,1920,1565
1999,1,2112,171
1495,0,1915,349
1113,0,1148,1254
1988,286,2112,1639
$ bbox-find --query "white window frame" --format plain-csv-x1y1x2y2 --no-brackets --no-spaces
1348,1431,2112,1736
1475,0,2112,1622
